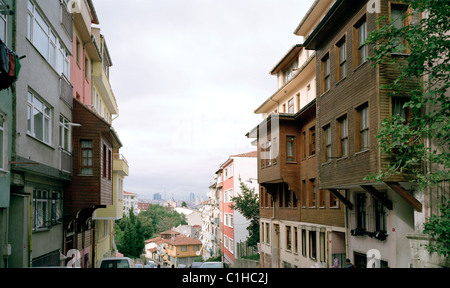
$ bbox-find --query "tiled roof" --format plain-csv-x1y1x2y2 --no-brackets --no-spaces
164,235,202,246
230,151,257,158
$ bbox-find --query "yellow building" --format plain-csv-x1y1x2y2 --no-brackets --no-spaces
164,235,202,267
92,147,129,267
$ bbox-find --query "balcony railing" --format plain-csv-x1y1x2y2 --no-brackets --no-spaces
60,76,73,108
59,147,72,174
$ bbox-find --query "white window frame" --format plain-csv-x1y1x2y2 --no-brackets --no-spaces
33,189,49,230
27,0,70,78
59,114,71,152
27,91,52,145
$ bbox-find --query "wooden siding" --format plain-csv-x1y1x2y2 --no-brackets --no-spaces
312,1,421,189
258,104,344,227
64,99,114,218
314,5,379,189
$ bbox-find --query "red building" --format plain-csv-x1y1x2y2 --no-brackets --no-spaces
219,152,257,266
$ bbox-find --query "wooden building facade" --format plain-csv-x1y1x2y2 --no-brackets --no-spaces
303,0,422,268
63,99,121,267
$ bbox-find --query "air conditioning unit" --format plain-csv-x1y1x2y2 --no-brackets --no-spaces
68,0,81,14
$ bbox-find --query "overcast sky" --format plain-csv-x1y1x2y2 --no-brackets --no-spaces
92,0,315,200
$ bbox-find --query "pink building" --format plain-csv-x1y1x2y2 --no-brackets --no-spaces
220,152,257,266
70,1,99,106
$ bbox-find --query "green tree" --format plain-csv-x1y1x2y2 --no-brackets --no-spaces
422,198,450,257
138,204,187,234
364,0,449,257
231,177,260,248
116,209,145,258
364,0,449,188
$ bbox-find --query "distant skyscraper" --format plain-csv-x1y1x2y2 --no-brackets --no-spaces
153,193,162,200
190,192,195,202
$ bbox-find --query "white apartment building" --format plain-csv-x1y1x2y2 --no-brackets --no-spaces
123,191,138,216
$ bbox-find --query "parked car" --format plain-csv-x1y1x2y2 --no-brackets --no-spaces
198,262,228,268
144,262,157,268
189,262,203,268
134,263,143,268
99,257,134,268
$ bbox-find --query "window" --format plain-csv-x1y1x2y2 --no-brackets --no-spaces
356,103,369,151
356,193,367,230
284,187,291,208
320,231,326,262
323,125,331,162
229,214,234,228
337,115,348,157
27,91,52,144
181,246,187,252
321,54,330,93
309,126,316,156
272,137,278,165
302,131,306,159
301,180,306,207
375,195,387,232
309,179,316,207
294,227,298,254
286,226,292,251
224,189,233,203
309,231,316,260
301,229,307,257
391,4,409,53
103,144,107,178
0,113,5,170
27,0,70,77
330,190,340,208
284,59,298,84
392,97,412,123
267,140,272,166
108,149,112,180
307,84,312,102
354,16,368,68
292,191,298,208
288,98,294,113
85,55,90,79
286,136,295,162
33,189,49,230
228,164,233,178
336,37,347,81
51,191,63,225
266,223,270,244
59,115,70,152
81,140,93,175
319,190,325,208
76,37,81,64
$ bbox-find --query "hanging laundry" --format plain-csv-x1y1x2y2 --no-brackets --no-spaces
0,38,22,91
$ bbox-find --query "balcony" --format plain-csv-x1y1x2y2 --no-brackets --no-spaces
113,153,129,176
59,147,73,175
60,76,73,108
93,197,123,221
68,0,99,43
92,61,119,115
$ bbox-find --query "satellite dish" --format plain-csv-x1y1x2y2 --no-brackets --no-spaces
196,251,200,256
